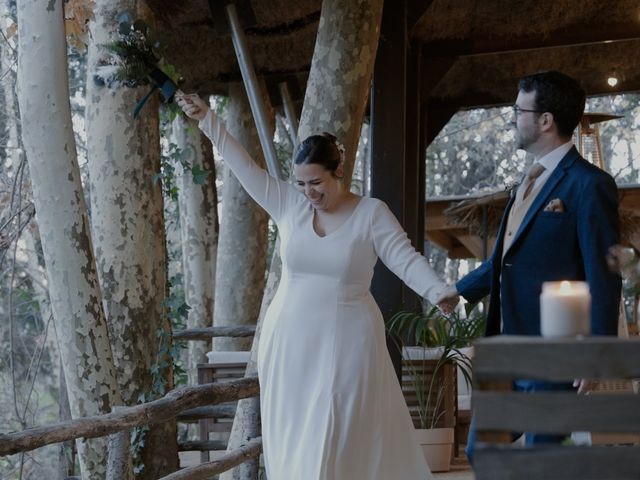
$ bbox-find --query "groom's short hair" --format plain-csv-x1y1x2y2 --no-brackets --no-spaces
518,71,586,138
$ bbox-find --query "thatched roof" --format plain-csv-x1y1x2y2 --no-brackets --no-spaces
145,1,640,260
414,0,640,104
152,0,640,119
426,184,640,259
148,0,321,106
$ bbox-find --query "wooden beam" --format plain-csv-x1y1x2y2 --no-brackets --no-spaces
406,0,436,30
421,55,457,97
370,0,409,319
425,230,453,251
418,21,640,58
424,40,640,111
424,101,459,145
456,234,487,260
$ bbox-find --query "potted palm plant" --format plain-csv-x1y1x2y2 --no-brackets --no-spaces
387,303,485,472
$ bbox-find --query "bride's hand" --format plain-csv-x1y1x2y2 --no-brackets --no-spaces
175,91,209,121
435,285,459,316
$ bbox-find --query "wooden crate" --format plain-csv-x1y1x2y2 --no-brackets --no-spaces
472,336,640,480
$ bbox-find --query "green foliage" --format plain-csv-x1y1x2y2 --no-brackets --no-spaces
191,164,212,185
97,18,160,88
387,303,485,349
155,141,212,202
96,13,182,93
163,273,190,388
386,303,485,429
131,274,189,474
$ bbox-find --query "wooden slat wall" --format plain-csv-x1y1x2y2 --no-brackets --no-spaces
473,336,640,480
474,445,640,480
402,360,456,429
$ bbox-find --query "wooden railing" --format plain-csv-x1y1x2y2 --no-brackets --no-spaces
172,325,256,341
2,327,260,479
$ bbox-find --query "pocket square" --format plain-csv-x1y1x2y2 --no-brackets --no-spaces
544,198,565,212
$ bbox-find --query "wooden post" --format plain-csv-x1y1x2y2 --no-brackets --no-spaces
370,0,424,377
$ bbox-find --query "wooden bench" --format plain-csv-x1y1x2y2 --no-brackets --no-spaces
472,336,640,480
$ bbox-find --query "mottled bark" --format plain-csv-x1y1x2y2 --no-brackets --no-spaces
220,250,280,480
106,407,134,480
58,364,75,479
212,83,270,352
23,224,60,376
173,115,218,385
16,1,122,478
1,0,20,169
85,1,177,477
298,0,384,184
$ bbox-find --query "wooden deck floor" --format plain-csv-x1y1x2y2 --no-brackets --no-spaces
180,450,476,478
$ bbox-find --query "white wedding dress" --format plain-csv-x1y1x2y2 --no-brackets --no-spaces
200,111,443,480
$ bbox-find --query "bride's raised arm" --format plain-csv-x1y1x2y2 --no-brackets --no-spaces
176,93,298,222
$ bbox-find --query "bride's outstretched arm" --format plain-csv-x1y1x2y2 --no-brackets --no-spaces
175,93,297,221
371,199,458,312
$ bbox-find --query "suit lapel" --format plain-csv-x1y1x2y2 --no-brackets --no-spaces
507,147,580,252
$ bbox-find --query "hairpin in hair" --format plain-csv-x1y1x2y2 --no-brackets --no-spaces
334,139,345,163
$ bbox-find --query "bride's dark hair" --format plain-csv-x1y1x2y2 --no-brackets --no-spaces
293,132,343,174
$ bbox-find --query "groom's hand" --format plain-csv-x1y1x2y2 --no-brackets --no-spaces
436,285,459,315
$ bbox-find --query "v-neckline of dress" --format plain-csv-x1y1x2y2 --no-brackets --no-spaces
310,197,364,239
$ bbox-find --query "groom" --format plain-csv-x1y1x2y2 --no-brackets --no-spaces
438,70,622,461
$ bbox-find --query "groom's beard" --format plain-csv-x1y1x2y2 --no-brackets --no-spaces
515,127,541,153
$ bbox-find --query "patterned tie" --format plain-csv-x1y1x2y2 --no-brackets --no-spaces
522,163,546,200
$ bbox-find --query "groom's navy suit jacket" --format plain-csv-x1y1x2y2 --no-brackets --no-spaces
456,147,621,337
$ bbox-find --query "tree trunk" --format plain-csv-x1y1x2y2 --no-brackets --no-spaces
85,1,178,477
223,3,383,478
0,0,20,168
212,83,271,352
219,250,280,480
298,0,384,184
58,365,76,479
172,116,218,384
16,1,122,478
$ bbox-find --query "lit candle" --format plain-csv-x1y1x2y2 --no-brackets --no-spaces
540,281,591,337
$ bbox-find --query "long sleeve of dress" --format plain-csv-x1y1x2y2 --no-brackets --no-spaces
370,200,447,304
198,109,299,222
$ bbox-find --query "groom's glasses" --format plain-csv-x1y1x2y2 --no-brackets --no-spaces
512,105,543,117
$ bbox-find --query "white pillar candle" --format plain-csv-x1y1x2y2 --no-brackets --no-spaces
540,281,591,337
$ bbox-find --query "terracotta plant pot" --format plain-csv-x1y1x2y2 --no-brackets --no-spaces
415,427,454,472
